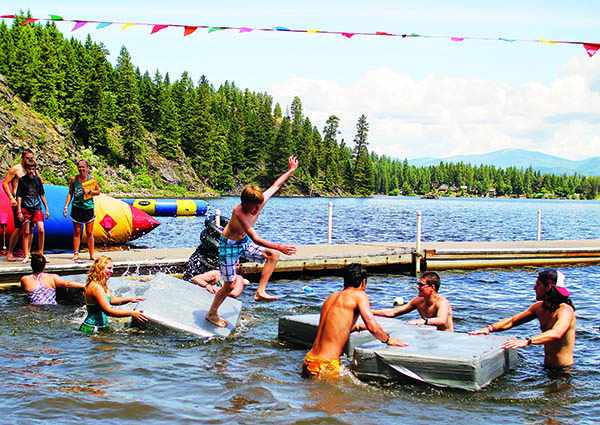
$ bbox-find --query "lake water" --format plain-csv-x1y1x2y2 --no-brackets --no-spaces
1,196,599,424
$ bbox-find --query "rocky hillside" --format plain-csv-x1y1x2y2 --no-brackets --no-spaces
0,74,216,198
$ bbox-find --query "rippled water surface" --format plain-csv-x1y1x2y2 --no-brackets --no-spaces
1,196,599,424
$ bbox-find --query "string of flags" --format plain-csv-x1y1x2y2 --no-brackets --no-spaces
2,13,599,58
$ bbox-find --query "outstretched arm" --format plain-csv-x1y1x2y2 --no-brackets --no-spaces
373,299,417,318
469,303,538,335
262,156,298,202
503,304,574,349
358,292,408,347
54,275,85,290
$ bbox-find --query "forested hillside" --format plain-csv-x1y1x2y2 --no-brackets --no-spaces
1,15,599,199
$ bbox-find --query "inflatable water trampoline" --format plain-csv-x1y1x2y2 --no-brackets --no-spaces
0,184,160,248
121,198,209,216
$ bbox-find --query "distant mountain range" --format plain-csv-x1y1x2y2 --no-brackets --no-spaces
407,149,600,177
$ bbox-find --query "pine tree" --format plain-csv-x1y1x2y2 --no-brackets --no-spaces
115,46,145,166
351,114,374,196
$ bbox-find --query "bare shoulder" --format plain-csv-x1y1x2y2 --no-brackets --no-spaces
437,295,452,307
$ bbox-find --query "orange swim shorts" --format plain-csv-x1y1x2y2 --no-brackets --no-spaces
301,354,341,378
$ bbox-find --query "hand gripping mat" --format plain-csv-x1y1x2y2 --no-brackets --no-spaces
133,273,242,338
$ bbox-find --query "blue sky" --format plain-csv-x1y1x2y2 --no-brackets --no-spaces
5,1,600,160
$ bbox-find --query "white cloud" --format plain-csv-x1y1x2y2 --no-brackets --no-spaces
268,58,600,161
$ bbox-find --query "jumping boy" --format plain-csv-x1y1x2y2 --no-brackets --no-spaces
206,155,298,327
16,160,49,263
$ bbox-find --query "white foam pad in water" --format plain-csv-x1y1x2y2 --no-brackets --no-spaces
278,313,517,390
134,273,242,338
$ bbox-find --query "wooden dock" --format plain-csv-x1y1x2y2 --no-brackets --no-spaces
1,239,600,288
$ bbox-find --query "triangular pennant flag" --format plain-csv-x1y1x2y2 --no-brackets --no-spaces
451,37,464,42
21,18,38,26
208,27,225,33
0,15,16,18
239,27,252,33
72,21,87,32
539,39,556,44
307,30,319,34
122,23,136,31
376,31,392,36
49,14,63,20
584,43,600,57
184,26,198,36
274,26,290,31
97,22,112,29
151,24,169,34
499,37,516,42
342,32,355,38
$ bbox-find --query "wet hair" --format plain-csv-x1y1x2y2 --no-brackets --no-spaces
241,185,264,206
543,286,576,312
77,159,89,168
86,256,113,291
344,263,368,288
420,271,441,291
30,253,46,274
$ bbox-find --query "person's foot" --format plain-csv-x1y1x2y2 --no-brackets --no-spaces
6,254,16,262
206,312,228,328
89,254,95,260
21,256,29,264
254,292,278,302
72,253,79,261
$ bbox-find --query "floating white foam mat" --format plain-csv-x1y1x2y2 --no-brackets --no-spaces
133,273,242,338
278,313,517,390
278,313,436,356
353,329,518,391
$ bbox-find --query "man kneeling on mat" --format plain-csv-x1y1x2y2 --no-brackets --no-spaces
302,263,408,379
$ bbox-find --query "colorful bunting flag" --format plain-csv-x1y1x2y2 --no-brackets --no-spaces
151,24,169,34
584,43,600,57
72,21,87,32
184,26,198,36
0,13,597,58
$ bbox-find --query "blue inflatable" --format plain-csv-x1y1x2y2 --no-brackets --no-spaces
121,198,209,216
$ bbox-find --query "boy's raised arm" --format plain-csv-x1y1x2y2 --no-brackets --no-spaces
262,156,298,201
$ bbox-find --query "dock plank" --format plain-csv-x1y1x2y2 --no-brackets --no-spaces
2,239,600,286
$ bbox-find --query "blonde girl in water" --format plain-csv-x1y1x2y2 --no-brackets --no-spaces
80,256,148,332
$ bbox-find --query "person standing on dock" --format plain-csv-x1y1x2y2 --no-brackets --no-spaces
206,156,298,328
369,271,454,331
469,269,576,368
302,263,408,378
16,160,49,264
2,148,40,262
63,160,100,261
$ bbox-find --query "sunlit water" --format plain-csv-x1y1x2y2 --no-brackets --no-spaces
1,196,599,424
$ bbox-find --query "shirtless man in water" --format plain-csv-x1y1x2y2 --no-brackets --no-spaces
370,272,454,331
302,263,408,378
2,148,40,261
205,156,298,327
470,269,576,368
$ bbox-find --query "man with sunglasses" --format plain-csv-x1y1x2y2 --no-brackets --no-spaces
469,269,575,368
370,271,454,331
